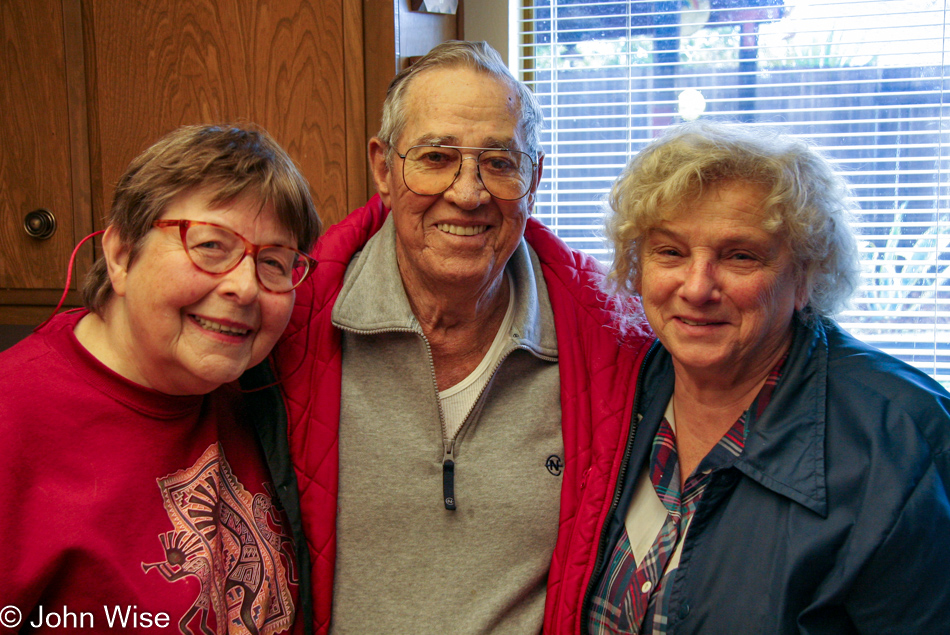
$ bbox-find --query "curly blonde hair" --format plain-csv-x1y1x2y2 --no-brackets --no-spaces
605,120,861,318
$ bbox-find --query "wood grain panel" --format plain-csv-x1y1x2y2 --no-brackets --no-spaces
63,0,94,289
360,0,457,205
0,305,65,327
343,0,368,214
0,0,77,289
362,0,397,202
0,0,460,320
86,0,348,228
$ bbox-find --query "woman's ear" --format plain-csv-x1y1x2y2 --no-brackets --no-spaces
794,263,812,312
101,226,132,297
794,275,811,312
795,289,809,312
633,248,644,296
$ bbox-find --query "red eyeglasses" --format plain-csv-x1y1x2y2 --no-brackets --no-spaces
152,219,316,293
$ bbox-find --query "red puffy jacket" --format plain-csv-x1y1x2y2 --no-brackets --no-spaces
273,195,653,633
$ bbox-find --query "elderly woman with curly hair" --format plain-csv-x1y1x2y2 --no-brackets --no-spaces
567,121,950,634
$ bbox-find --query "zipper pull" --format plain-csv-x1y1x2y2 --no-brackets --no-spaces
443,442,456,510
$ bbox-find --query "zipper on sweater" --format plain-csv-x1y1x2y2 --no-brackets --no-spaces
579,339,660,632
337,323,450,501
442,439,457,509
442,343,556,511
400,328,460,512
338,324,558,512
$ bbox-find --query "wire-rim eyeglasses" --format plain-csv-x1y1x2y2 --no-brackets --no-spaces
395,144,538,201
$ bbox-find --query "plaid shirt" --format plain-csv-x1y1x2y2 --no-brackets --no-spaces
588,357,786,634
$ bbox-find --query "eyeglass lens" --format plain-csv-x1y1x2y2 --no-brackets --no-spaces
402,146,534,200
182,223,308,292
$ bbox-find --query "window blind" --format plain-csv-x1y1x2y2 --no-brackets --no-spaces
516,0,949,387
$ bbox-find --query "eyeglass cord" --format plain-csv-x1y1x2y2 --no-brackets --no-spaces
34,229,105,333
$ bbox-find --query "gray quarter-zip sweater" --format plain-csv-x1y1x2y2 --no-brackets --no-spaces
330,216,563,634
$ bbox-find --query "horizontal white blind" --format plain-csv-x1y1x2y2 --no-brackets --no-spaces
517,0,949,388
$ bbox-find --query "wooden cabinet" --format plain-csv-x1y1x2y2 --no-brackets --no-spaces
84,0,366,225
0,0,457,327
0,0,92,322
0,0,368,324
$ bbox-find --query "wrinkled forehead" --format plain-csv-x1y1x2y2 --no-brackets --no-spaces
399,67,526,150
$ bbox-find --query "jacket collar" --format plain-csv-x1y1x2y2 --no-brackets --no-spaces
331,215,558,360
733,316,829,517
636,316,830,518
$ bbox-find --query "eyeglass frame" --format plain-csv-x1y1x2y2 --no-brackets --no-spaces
152,219,317,293
395,144,540,201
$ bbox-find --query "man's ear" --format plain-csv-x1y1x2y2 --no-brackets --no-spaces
101,226,132,298
369,137,394,208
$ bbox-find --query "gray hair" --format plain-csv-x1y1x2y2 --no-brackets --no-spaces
605,120,861,318
377,40,543,162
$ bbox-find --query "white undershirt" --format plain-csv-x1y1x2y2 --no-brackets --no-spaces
439,273,516,440
624,399,691,572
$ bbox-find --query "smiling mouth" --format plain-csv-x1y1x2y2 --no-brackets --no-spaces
436,223,487,236
193,315,250,336
680,318,721,326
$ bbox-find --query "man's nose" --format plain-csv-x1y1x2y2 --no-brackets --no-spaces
443,157,491,209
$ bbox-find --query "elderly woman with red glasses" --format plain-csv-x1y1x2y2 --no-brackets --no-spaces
0,124,321,634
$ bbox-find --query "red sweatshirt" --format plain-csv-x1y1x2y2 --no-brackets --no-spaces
0,311,303,634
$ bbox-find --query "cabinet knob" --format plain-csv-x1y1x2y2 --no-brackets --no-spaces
24,209,57,240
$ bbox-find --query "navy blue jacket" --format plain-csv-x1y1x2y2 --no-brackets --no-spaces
586,316,950,633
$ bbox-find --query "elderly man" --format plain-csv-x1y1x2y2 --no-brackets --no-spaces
246,41,653,634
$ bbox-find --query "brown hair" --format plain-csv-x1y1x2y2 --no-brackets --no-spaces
82,124,321,313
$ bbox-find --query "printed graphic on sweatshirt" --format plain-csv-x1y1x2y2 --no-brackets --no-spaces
142,443,297,634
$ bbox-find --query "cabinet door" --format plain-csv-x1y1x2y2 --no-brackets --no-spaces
85,0,350,231
0,0,368,326
0,0,89,295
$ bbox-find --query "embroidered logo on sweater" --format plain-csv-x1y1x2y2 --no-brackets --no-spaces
142,443,297,634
